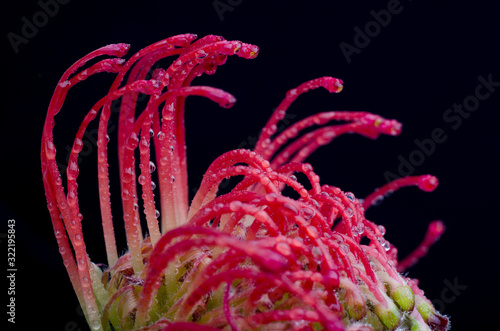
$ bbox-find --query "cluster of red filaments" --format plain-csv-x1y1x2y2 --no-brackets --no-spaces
41,34,449,331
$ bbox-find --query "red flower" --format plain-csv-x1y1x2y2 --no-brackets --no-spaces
41,34,449,330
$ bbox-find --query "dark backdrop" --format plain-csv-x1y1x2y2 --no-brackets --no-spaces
2,0,499,330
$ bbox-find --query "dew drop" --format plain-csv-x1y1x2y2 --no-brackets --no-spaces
265,193,278,202
157,131,165,140
276,242,291,256
377,225,386,236
133,203,139,211
372,195,384,206
151,181,156,190
301,207,315,220
260,176,270,185
345,207,354,218
91,319,101,330
149,161,156,173
213,203,224,212
139,138,149,152
171,176,175,183
126,132,139,150
155,209,160,218
74,234,83,246
377,237,386,249
290,175,297,181
358,223,365,235
312,246,323,261
282,202,299,215
229,200,242,212
73,138,83,153
78,257,86,270
138,175,146,185
149,128,154,137
45,140,57,159
345,192,355,202
387,260,395,269
302,163,313,172
331,233,343,242
306,225,319,239
340,243,350,254
122,167,134,183
383,241,391,251
196,50,208,59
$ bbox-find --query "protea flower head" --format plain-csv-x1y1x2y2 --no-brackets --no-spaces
41,34,450,331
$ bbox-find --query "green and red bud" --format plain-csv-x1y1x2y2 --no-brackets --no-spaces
372,294,401,330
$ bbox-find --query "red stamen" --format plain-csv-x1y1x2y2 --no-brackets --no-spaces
363,175,439,209
255,77,344,155
397,220,445,272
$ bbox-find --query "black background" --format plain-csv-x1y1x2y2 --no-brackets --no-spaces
2,0,499,330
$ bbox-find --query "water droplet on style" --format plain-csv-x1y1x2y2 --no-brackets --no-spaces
345,192,355,202
340,243,349,254
301,207,315,220
91,319,101,330
372,195,384,206
276,242,291,256
384,242,391,251
229,200,242,212
149,161,156,173
358,223,365,235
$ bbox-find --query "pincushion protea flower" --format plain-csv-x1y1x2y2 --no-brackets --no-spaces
41,34,450,331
